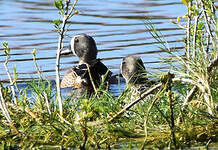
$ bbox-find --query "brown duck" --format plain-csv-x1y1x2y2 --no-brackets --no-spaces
120,55,154,102
61,34,112,93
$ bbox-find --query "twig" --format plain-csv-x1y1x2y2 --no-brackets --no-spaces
109,73,217,122
206,139,211,149
13,69,21,97
55,0,69,119
4,61,18,105
67,0,79,19
55,0,78,118
108,78,196,123
186,0,192,59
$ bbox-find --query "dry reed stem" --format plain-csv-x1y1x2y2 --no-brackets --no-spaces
192,12,201,56
182,85,198,111
186,1,192,59
86,64,97,93
3,63,18,105
200,0,215,47
25,107,38,119
43,91,51,114
4,68,18,105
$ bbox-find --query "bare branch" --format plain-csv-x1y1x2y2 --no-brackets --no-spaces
55,0,78,118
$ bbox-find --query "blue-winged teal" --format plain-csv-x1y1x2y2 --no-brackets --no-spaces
61,34,112,93
121,55,148,86
121,55,154,103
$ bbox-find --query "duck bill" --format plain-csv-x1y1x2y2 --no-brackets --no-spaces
60,48,73,55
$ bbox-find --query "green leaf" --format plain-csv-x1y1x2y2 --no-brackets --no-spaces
176,16,181,24
53,19,62,30
197,22,205,30
2,42,8,48
32,48,37,56
181,0,190,6
2,42,10,56
13,66,18,82
54,0,63,10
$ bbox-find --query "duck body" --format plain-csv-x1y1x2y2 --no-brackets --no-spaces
61,59,112,92
60,34,112,94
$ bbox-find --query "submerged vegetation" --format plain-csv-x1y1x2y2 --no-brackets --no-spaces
0,0,217,149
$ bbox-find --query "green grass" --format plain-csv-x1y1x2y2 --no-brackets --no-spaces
0,77,217,149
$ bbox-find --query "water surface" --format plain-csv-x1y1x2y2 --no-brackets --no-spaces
0,0,186,94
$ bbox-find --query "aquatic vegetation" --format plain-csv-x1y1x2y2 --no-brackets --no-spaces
0,0,217,149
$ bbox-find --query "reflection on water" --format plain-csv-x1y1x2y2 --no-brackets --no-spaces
0,0,186,89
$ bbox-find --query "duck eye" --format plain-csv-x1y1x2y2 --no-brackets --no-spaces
74,38,79,43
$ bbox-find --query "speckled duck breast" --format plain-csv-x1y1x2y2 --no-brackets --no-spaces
61,59,112,91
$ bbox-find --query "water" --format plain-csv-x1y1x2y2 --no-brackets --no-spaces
0,0,186,94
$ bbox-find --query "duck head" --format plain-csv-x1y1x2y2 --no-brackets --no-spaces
61,34,98,65
121,55,147,85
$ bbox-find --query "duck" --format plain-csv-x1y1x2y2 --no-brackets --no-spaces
120,55,154,102
121,55,149,86
60,34,112,94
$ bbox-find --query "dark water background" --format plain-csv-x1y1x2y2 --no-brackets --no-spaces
0,0,187,94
